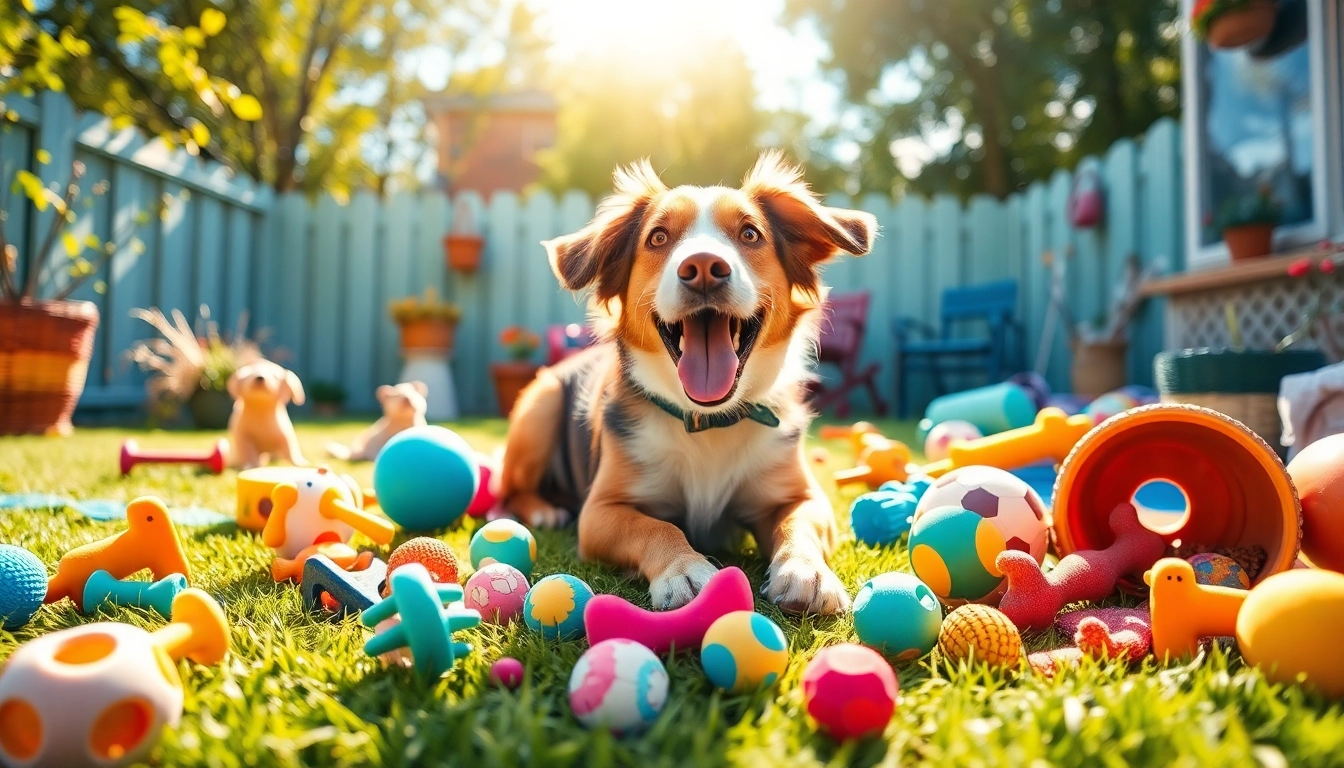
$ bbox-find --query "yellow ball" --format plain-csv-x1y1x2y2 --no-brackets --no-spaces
1236,569,1344,698
700,611,789,693
937,604,1022,668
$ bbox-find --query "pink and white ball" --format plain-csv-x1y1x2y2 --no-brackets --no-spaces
568,639,669,735
913,465,1049,564
923,420,983,462
463,563,530,624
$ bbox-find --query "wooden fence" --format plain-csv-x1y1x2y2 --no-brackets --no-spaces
1,90,1184,417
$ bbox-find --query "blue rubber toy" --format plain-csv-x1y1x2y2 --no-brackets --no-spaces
0,544,46,630
362,563,482,679
81,570,187,619
303,554,389,618
852,572,943,660
878,477,931,502
372,426,479,531
849,491,919,547
523,573,594,640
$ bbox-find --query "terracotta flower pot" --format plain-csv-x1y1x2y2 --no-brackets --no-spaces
1223,223,1275,261
491,361,540,417
0,299,99,436
1070,340,1128,398
399,319,457,355
1206,0,1278,49
444,234,484,274
188,388,235,430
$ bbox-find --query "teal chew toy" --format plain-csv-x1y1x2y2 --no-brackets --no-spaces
908,505,1006,605
849,491,918,547
81,570,188,619
524,573,594,640
362,563,482,678
924,382,1036,436
0,544,47,629
880,477,931,501
469,519,538,576
372,426,479,531
853,572,943,660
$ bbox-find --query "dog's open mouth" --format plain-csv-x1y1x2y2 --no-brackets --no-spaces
655,309,764,406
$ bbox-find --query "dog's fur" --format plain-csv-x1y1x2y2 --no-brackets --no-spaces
326,381,429,461
227,360,307,469
496,153,876,614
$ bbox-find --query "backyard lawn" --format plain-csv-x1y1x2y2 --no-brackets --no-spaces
1,419,1342,768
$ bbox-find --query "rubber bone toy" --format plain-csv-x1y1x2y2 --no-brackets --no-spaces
584,566,755,655
82,570,189,619
833,432,914,490
995,502,1165,631
362,563,481,679
1144,557,1248,661
263,467,395,582
45,496,191,611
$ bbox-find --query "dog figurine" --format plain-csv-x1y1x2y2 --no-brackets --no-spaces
326,381,428,462
227,360,307,469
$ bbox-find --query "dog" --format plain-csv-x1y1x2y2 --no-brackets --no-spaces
326,381,428,461
496,152,876,615
227,360,307,469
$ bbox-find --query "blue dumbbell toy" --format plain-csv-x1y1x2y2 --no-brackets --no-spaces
302,554,388,618
879,476,931,502
81,569,188,619
0,544,47,629
362,563,481,679
849,491,919,547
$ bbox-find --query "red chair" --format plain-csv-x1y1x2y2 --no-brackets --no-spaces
810,291,888,418
546,323,596,365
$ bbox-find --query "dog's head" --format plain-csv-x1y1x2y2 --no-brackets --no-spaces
377,381,428,422
542,152,876,411
228,360,305,408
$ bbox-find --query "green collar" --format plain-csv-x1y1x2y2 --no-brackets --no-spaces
640,389,781,433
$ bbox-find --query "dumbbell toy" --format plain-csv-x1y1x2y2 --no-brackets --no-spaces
82,570,188,619
584,566,754,655
120,439,228,476
362,563,482,679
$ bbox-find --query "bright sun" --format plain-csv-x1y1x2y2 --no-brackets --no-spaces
534,0,778,63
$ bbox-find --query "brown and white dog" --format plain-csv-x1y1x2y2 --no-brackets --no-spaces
497,153,875,615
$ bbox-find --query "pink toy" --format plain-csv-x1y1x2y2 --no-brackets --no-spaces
1028,607,1153,677
996,503,1165,631
490,657,525,689
120,439,228,476
466,454,498,518
463,563,531,624
584,567,754,655
801,644,898,740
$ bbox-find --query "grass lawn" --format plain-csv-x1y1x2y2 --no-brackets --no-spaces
2,418,1342,768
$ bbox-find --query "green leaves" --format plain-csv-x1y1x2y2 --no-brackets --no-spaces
200,9,227,37
229,94,262,122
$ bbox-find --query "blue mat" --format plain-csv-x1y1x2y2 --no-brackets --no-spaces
0,493,233,527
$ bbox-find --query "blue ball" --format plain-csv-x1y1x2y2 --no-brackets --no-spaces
373,426,479,531
0,545,46,630
853,572,942,660
849,491,918,547
469,519,537,577
524,574,594,640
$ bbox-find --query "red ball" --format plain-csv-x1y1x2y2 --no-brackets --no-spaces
466,454,498,518
384,537,461,596
801,644,899,740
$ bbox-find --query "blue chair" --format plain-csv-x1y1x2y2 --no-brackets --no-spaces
892,280,1023,418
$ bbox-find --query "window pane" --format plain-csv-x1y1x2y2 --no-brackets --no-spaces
1198,40,1314,246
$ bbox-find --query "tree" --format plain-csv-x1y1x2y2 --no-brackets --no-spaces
786,0,1182,199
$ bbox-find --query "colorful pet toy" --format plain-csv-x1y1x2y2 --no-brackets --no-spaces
301,554,389,618
525,574,594,641
464,563,530,625
385,537,461,595
1145,557,1247,660
372,426,479,531
938,604,1022,669
832,431,914,490
264,468,393,582
1285,432,1344,572
852,572,942,660
584,566,754,655
700,611,788,692
801,644,898,740
119,438,228,476
0,544,46,630
1027,608,1153,677
568,639,669,734
82,571,188,619
848,490,918,547
361,563,481,679
469,519,536,577
490,657,525,689
1236,568,1344,698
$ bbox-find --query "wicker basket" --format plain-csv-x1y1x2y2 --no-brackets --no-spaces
0,300,100,435
1157,392,1281,449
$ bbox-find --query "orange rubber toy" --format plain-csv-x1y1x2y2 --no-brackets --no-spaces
832,433,914,489
1145,557,1247,661
921,408,1095,479
45,496,191,610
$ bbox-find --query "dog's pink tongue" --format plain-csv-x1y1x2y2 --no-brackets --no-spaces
678,313,738,404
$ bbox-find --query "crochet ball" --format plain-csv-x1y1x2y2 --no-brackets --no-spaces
490,657,525,689
853,572,943,661
1187,553,1250,589
909,505,1007,605
801,644,898,740
914,466,1049,565
568,639,669,734
469,519,537,577
924,420,983,462
0,545,46,630
464,563,531,624
383,537,460,596
700,611,789,693
373,426,478,531
849,491,918,547
524,574,594,640
938,604,1023,668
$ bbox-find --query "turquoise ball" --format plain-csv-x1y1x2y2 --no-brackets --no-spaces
373,426,478,531
524,574,594,640
850,491,918,547
469,519,538,577
908,505,1006,604
853,572,942,660
0,545,46,630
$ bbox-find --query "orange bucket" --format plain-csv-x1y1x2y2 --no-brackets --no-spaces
1053,404,1300,590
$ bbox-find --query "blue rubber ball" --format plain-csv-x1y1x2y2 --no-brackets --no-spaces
853,572,942,660
849,491,918,547
0,544,47,630
373,426,479,531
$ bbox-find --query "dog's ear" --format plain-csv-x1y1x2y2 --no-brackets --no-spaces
409,380,428,398
542,160,666,303
227,365,250,399
742,151,877,296
282,369,306,406
375,385,394,403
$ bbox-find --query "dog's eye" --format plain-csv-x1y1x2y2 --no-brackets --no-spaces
647,228,669,247
740,225,761,243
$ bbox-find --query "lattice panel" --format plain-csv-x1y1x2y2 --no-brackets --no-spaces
1166,276,1344,362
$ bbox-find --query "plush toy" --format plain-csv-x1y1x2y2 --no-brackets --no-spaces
584,566,754,655
996,502,1165,631
1145,557,1247,660
1027,607,1153,677
325,381,428,461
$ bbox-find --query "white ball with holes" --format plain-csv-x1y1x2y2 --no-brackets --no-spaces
0,622,183,767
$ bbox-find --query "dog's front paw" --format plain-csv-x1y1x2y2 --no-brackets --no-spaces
765,553,850,615
649,556,718,611
506,493,572,530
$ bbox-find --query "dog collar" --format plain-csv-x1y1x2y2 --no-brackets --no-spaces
640,389,780,433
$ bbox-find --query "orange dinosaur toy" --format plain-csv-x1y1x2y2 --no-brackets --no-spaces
1145,557,1248,661
45,496,191,610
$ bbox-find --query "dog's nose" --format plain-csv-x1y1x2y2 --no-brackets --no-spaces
677,253,731,292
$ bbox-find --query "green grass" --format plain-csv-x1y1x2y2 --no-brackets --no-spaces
1,419,1342,768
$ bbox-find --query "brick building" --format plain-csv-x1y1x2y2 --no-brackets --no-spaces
424,90,558,196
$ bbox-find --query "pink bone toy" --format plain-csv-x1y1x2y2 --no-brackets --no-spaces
996,503,1165,631
584,567,754,655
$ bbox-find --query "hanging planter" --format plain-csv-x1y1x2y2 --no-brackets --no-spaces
1193,0,1279,50
444,198,484,274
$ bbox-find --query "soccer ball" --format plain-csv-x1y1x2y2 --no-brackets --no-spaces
913,466,1049,564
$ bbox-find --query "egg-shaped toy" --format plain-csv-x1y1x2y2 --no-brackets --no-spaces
938,604,1022,669
909,505,1007,605
1286,433,1344,573
0,545,46,630
490,657,525,689
524,574,593,640
568,639,669,734
924,420,983,462
464,563,531,624
469,519,537,577
853,573,942,660
801,644,898,740
849,491,918,547
1236,569,1344,698
913,465,1048,564
1187,553,1250,589
699,611,788,693
373,426,479,531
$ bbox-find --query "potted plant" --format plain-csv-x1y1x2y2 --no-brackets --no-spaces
443,198,484,274
390,288,462,356
1192,0,1278,49
1211,186,1282,261
491,326,541,416
127,306,267,429
310,381,347,417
